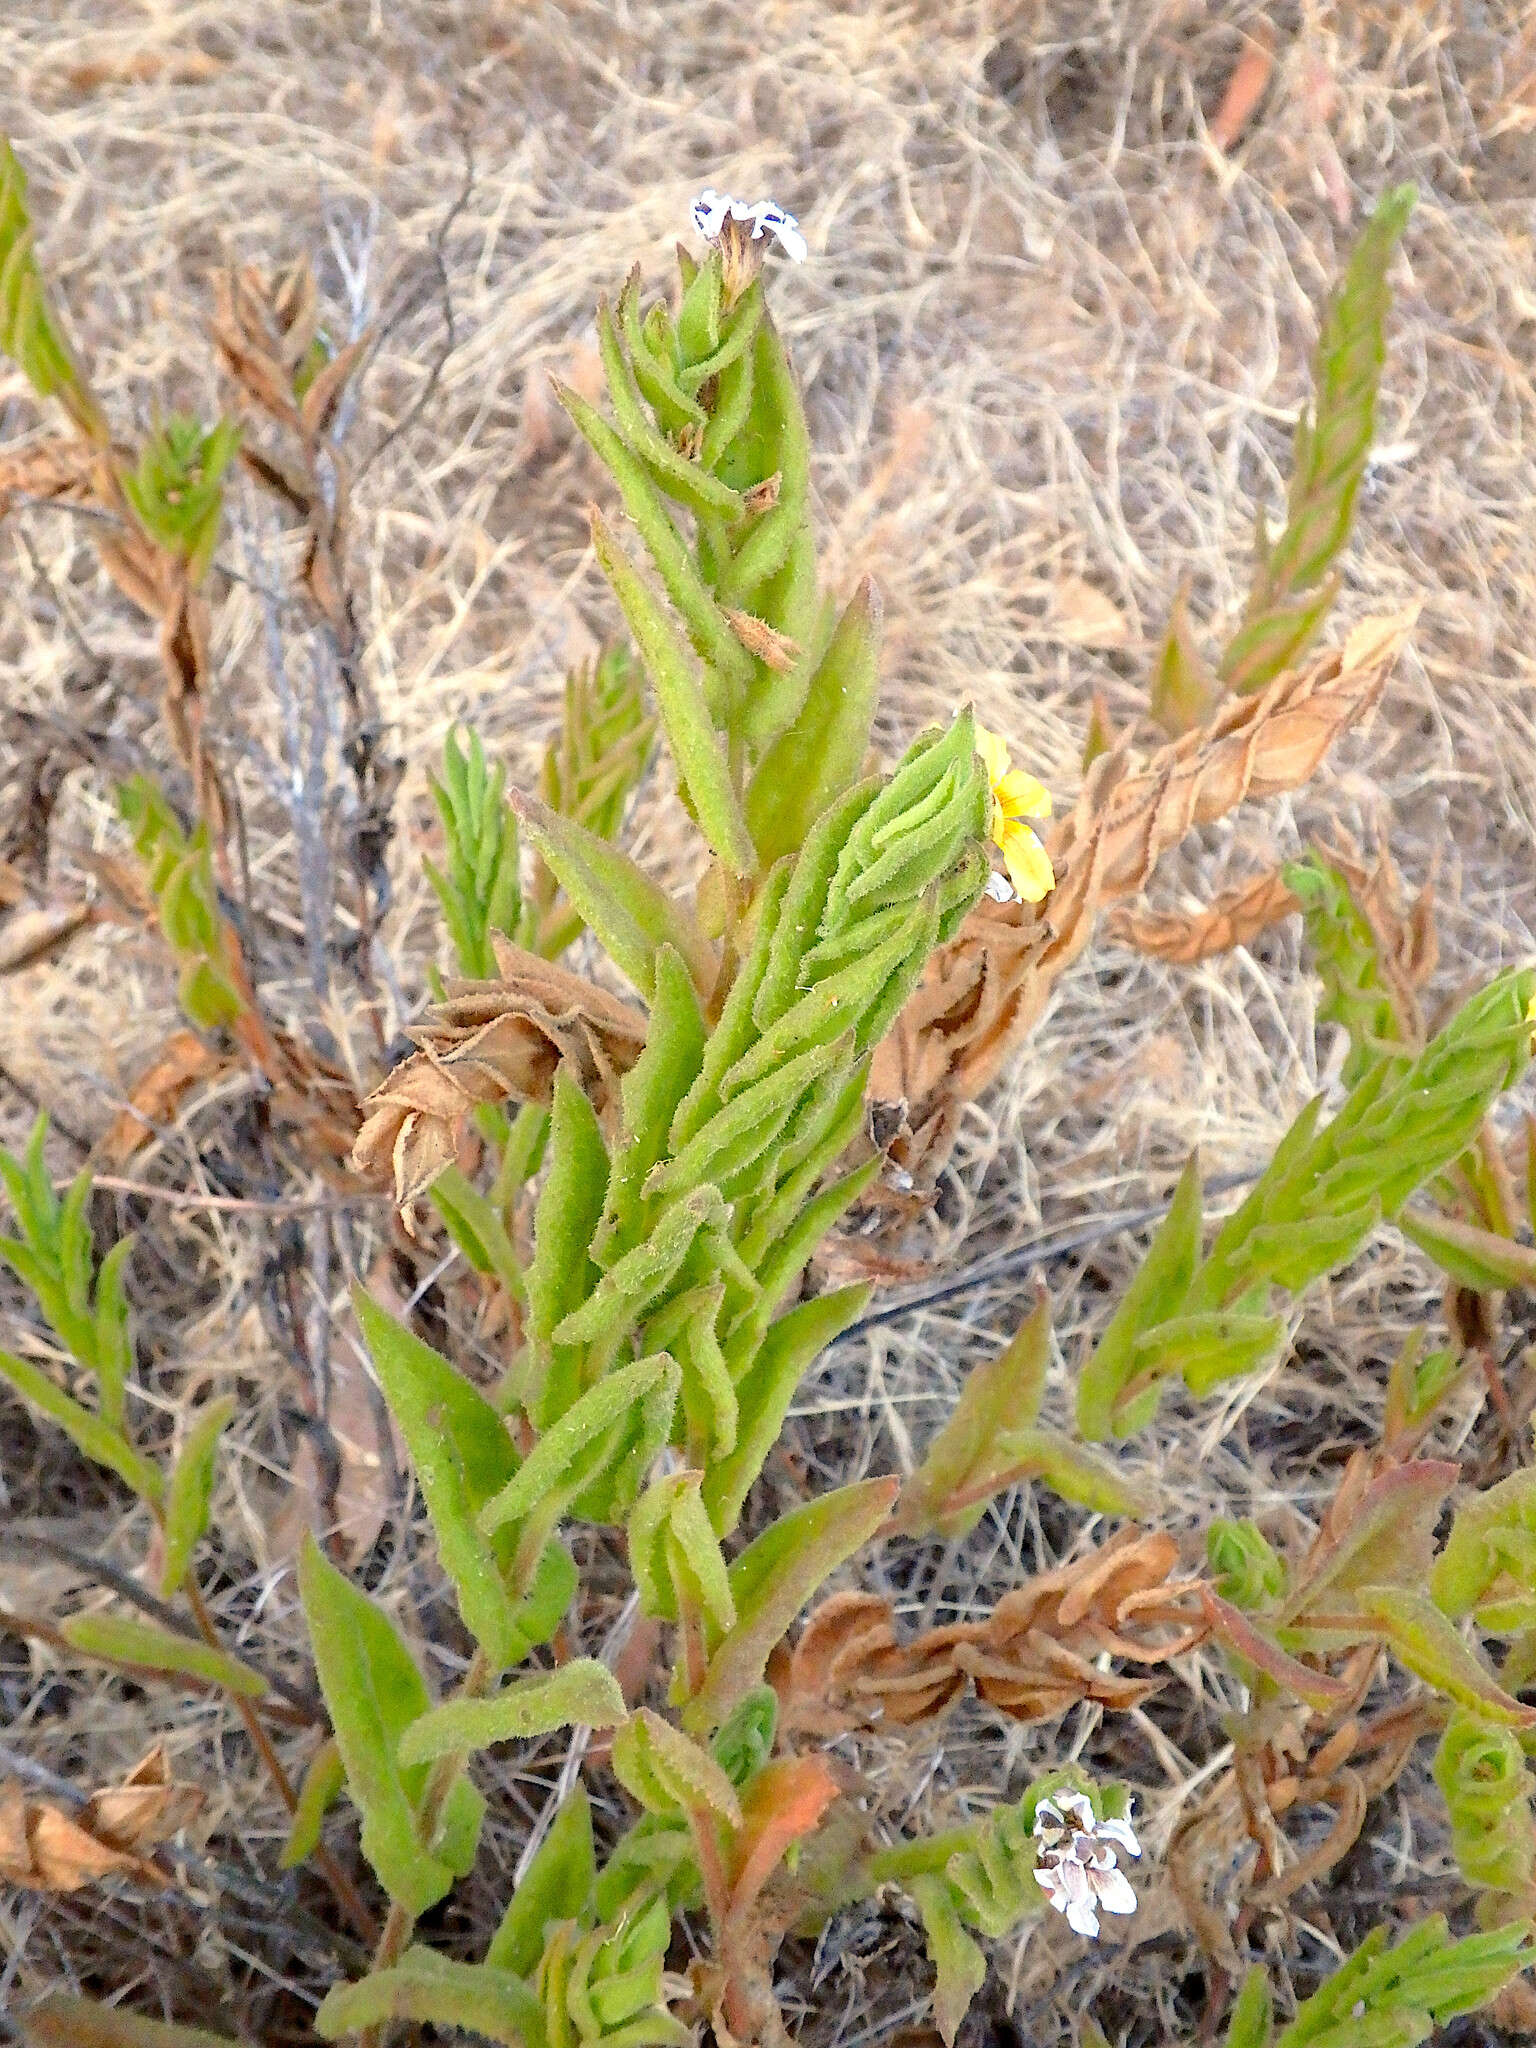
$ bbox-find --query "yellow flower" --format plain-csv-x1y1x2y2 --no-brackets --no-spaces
975,722,1054,903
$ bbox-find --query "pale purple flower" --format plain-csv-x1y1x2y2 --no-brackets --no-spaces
1032,1790,1141,1939
691,188,807,263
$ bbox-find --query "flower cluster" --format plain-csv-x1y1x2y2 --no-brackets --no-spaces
1031,1790,1140,1938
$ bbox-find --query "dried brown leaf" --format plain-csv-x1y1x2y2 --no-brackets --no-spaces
0,1747,201,1893
1105,867,1299,964
871,613,1411,1188
777,1530,1205,1736
353,941,648,1208
97,1031,232,1168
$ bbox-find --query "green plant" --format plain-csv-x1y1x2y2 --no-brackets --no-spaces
7,168,1536,2048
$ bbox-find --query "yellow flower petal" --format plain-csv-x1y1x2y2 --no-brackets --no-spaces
974,722,1011,789
996,769,1052,822
1001,822,1055,903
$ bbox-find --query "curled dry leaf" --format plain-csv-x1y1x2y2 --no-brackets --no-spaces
353,938,648,1208
1105,866,1299,965
869,612,1412,1190
776,1530,1206,1736
0,1745,202,1892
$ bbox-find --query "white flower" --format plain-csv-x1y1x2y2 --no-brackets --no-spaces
691,187,807,263
1032,1791,1141,1940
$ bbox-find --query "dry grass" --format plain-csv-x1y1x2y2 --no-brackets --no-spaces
3,1,1536,2041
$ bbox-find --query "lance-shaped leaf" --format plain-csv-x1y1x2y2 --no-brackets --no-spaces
746,577,883,865
159,1394,236,1597
1148,580,1220,736
524,1068,609,1430
1227,1969,1275,2048
1432,1466,1536,1631
591,508,756,876
1200,1588,1352,1710
913,1874,989,2048
60,1613,267,1699
1276,1459,1458,1634
486,1783,596,1974
425,726,523,979
1352,1586,1536,1727
1274,1917,1532,2048
1398,1207,1536,1292
399,1660,626,1765
0,1346,163,1503
280,1736,345,1870
297,1533,483,1913
558,369,754,683
552,1186,725,1348
899,1292,1049,1536
0,140,103,437
511,787,714,1002
1077,1157,1202,1440
629,1469,735,1632
354,1286,567,1671
684,1476,898,1734
430,1165,526,1306
480,1353,679,1549
599,946,708,1255
724,1754,840,1931
1221,185,1416,696
612,1707,742,1827
1285,849,1409,1084
704,1283,871,1535
315,1948,546,2047
21,1998,240,2048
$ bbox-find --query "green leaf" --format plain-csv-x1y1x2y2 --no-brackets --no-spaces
598,947,709,1255
899,1291,1052,1536
685,1476,898,1734
1434,1710,1536,1894
913,1874,989,2048
1149,580,1220,735
400,1660,626,1765
704,1283,871,1535
354,1286,550,1671
0,1344,162,1502
612,1706,742,1826
1226,1967,1275,2048
746,576,883,864
1221,185,1416,695
1433,1466,1536,1629
1354,1585,1536,1727
159,1394,236,1597
524,1068,610,1430
712,1684,778,1788
629,1469,735,1632
60,1612,266,1698
1399,1207,1536,1291
21,1996,241,2048
315,1948,546,2047
1275,1917,1531,2048
590,508,756,876
430,1164,526,1304
1077,1156,1202,1440
280,1735,346,1871
486,1783,596,1974
1207,1519,1287,1609
297,1533,478,1914
512,787,715,1002
479,1353,679,1540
